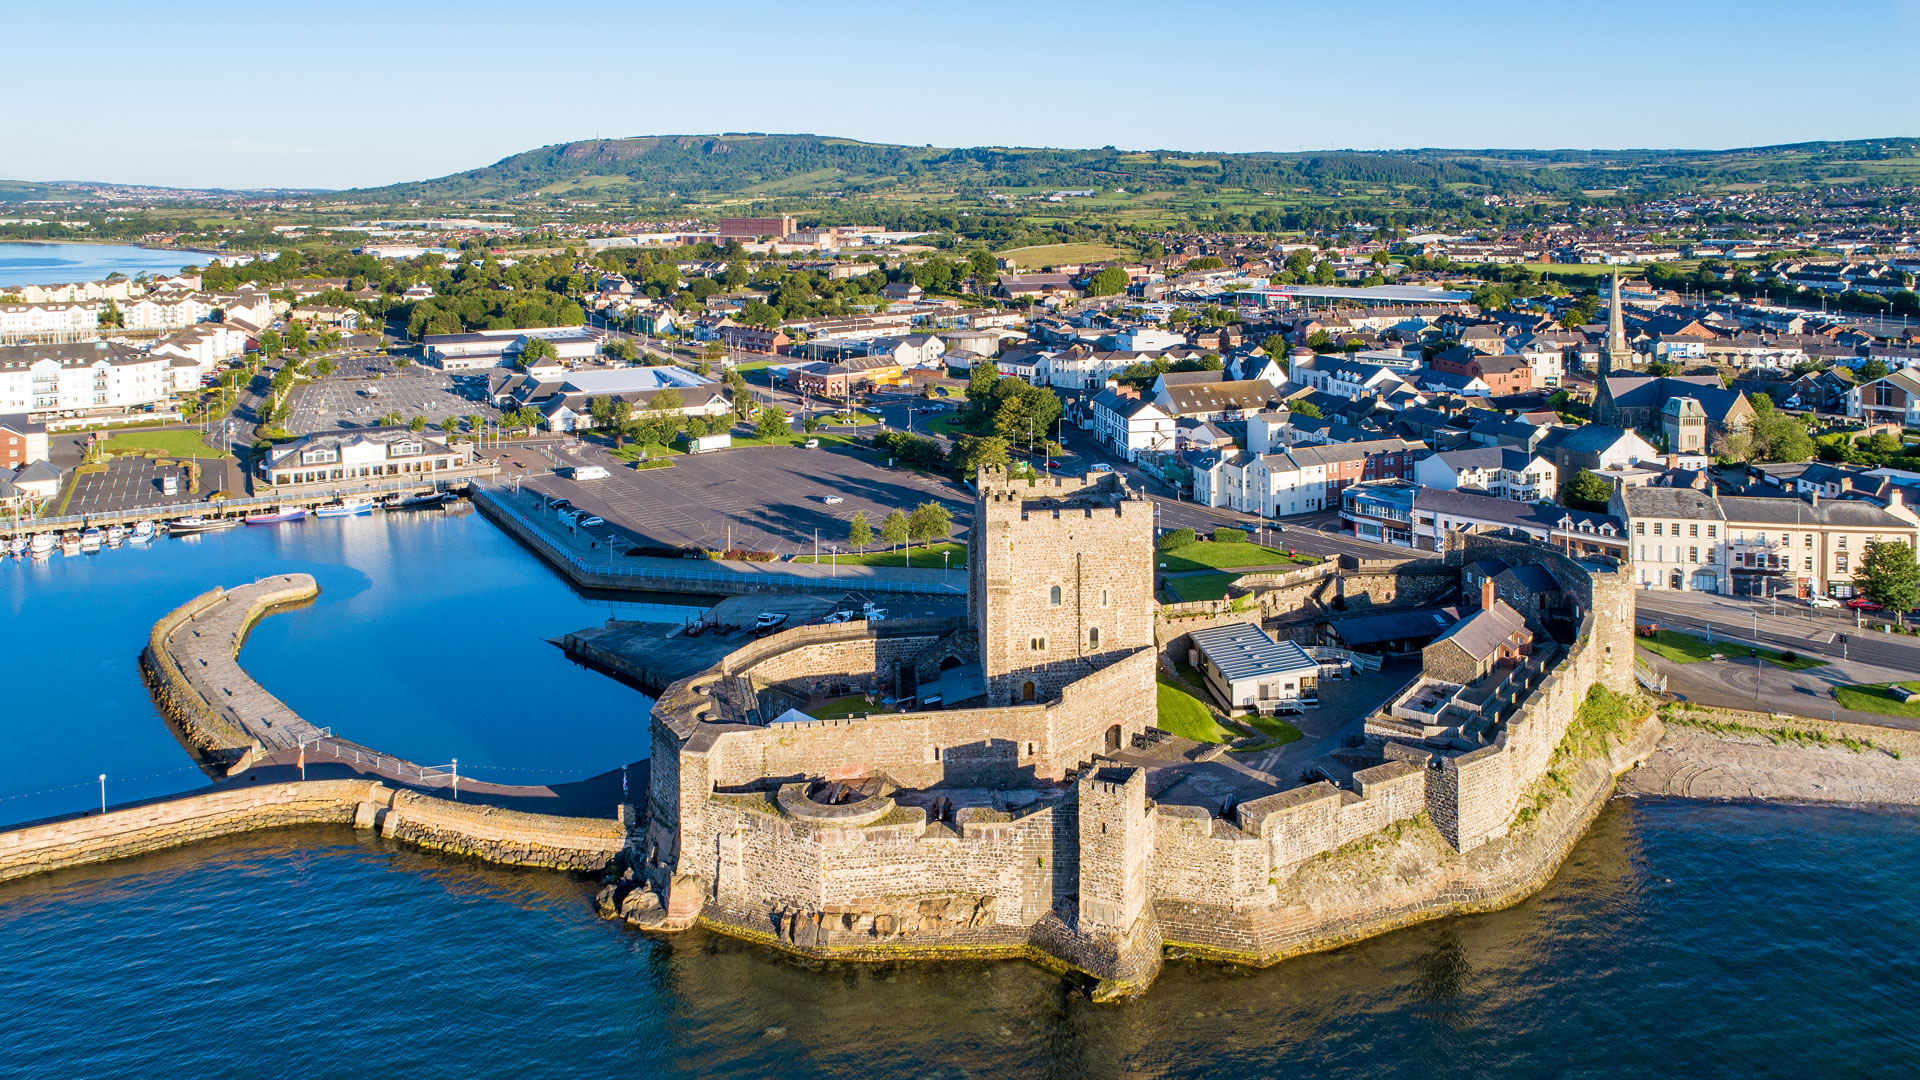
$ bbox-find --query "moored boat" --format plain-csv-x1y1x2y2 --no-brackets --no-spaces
7,536,26,556
315,498,374,518
29,533,54,557
169,516,238,535
79,527,103,552
245,505,309,524
131,521,155,543
59,533,81,556
392,491,456,509
106,524,126,546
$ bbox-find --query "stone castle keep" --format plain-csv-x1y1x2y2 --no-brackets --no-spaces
637,469,1644,996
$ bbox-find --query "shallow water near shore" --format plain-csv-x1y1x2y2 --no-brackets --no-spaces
0,512,675,826
0,240,208,287
4,798,1919,1078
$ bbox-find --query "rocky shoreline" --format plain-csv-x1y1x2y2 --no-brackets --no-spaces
1621,704,1920,808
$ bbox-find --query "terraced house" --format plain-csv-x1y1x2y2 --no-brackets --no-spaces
1611,486,1920,599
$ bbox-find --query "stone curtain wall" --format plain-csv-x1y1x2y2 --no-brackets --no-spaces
0,780,628,883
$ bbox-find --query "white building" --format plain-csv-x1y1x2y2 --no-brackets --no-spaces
1414,447,1558,502
151,325,249,391
0,341,172,418
1088,387,1173,461
1115,327,1184,352
422,326,605,370
0,301,101,341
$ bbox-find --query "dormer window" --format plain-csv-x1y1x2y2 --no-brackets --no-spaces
392,441,422,457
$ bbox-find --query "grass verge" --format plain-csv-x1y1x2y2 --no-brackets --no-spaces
1832,682,1920,721
1228,714,1305,753
792,541,967,569
103,429,227,459
809,694,874,720
1635,629,1824,671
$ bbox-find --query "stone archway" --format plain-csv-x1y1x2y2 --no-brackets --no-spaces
1022,680,1036,702
1105,724,1122,752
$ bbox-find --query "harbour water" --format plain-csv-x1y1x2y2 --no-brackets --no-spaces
0,240,211,288
3,799,1918,1077
0,511,689,827
4,513,1920,1076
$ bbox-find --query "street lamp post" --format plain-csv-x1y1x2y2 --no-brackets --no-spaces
98,774,106,815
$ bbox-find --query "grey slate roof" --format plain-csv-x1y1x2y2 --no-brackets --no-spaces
1431,601,1530,663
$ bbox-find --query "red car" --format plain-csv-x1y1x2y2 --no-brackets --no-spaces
1846,597,1883,611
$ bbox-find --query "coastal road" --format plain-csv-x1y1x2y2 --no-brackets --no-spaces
1633,589,1920,671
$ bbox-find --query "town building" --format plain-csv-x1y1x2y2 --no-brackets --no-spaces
1341,481,1628,558
0,414,49,469
1611,486,1920,598
0,341,171,420
255,426,483,490
1089,389,1174,461
422,327,605,370
1186,623,1320,715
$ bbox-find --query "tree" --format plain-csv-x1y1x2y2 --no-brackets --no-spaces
848,510,873,550
408,414,427,432
608,398,635,446
1558,468,1614,512
1156,527,1197,552
1289,399,1322,419
1087,267,1130,297
755,404,789,440
1859,357,1890,381
879,508,910,553
518,337,558,369
991,380,1063,452
312,357,336,378
1260,334,1289,358
907,501,952,548
1856,540,1920,623
949,434,1011,477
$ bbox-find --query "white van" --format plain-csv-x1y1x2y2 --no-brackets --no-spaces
564,465,609,481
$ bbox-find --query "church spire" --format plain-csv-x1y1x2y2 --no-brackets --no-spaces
1604,263,1632,377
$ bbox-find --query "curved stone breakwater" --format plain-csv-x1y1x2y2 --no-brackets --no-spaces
141,574,325,773
0,575,633,885
0,779,626,883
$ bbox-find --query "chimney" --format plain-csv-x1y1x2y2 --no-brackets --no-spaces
1481,577,1496,611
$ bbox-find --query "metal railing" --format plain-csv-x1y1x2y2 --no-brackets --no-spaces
474,487,965,596
2,477,474,536
294,727,458,787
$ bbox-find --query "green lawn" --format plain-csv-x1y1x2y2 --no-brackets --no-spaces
1156,540,1314,573
793,541,967,569
925,412,972,437
1832,682,1920,719
1229,714,1305,753
731,432,858,449
1636,629,1826,671
102,429,227,459
996,242,1127,269
809,694,876,720
1155,677,1232,743
607,441,684,462
1165,572,1239,602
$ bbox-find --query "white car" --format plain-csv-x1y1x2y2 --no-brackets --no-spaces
822,495,844,504
1809,593,1842,609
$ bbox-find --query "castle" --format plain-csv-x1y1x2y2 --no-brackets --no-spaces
633,469,1642,996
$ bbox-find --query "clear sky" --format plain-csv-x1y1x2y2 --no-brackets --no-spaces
7,0,1917,190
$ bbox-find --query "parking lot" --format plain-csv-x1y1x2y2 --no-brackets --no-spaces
64,457,210,517
520,442,972,556
288,367,498,435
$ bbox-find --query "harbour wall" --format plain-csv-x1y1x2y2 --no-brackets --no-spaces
1622,703,1920,805
0,780,628,883
140,574,322,772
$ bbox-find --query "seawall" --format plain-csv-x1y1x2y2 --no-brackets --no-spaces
1155,712,1665,968
0,780,628,883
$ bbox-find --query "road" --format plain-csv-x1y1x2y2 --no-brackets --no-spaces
1632,589,1920,672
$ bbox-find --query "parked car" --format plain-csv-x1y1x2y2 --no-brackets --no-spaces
1809,593,1842,609
804,438,820,449
1087,463,1114,473
580,516,605,528
822,495,844,504
1846,597,1883,611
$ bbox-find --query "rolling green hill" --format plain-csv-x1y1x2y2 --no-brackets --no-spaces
345,133,1920,207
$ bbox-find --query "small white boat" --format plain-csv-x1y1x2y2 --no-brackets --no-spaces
131,521,155,543
29,533,54,557
315,498,374,518
106,524,126,547
169,516,238,535
79,528,103,552
60,533,81,556
6,536,25,556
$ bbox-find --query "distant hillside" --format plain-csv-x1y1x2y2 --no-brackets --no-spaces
346,133,1920,207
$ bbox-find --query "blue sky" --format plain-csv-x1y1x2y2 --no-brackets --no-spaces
6,0,1917,190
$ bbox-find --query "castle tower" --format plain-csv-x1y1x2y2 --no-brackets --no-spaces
967,468,1155,706
1075,766,1151,937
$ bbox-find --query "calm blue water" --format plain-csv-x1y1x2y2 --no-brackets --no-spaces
0,512,692,826
0,240,210,287
2,799,1917,1078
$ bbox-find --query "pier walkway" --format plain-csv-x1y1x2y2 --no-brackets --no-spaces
1,473,492,540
